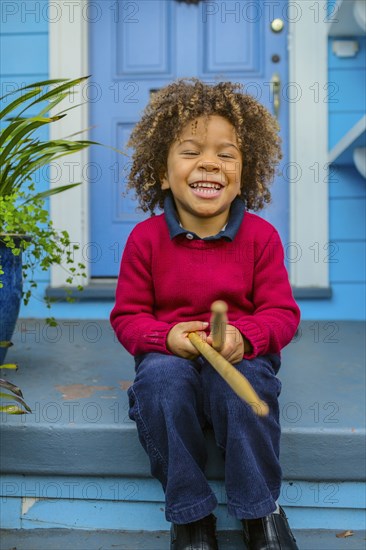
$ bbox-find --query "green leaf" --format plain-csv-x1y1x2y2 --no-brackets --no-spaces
0,117,61,169
0,341,13,348
0,79,68,102
6,152,55,190
20,76,90,115
25,183,82,203
0,88,42,120
0,404,28,414
0,392,31,412
0,378,23,397
37,92,69,118
0,365,18,374
0,117,34,149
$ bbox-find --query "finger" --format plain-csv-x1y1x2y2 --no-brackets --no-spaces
223,350,241,365
229,354,241,365
184,345,201,359
184,331,209,357
219,342,233,358
177,340,200,359
184,321,209,332
180,352,199,361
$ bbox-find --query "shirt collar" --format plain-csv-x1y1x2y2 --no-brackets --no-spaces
163,191,245,242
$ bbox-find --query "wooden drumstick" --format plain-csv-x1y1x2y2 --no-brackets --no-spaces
209,300,268,415
188,334,269,418
210,300,228,352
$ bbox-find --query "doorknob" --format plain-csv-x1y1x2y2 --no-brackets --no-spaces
271,18,284,33
270,73,281,119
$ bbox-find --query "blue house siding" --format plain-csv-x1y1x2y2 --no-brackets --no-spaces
326,31,366,321
0,1,49,74
328,38,365,153
0,34,48,75
1,0,50,312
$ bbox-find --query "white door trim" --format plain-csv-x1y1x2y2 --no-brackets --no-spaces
49,0,329,289
288,1,329,288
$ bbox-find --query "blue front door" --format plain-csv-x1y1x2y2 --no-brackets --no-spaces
89,0,289,277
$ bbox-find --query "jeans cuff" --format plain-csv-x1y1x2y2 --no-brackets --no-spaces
166,493,218,524
228,494,278,520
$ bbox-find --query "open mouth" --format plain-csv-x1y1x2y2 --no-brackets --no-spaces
189,182,223,195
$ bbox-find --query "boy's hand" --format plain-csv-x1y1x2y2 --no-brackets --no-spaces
207,324,251,364
166,321,209,359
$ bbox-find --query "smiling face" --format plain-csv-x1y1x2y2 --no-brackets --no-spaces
161,115,243,238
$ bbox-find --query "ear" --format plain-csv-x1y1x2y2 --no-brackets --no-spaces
160,171,170,190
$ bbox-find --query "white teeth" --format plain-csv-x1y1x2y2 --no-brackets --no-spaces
194,187,217,195
190,183,221,190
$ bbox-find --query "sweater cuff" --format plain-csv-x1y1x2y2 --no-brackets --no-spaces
231,319,267,359
140,322,175,355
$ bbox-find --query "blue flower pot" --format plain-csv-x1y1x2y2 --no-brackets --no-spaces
0,240,23,365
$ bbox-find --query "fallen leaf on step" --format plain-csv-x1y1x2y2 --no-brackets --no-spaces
336,530,354,538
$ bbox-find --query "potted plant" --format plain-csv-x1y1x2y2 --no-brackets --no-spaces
0,76,96,364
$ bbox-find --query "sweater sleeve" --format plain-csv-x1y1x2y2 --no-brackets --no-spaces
110,232,174,356
231,229,300,359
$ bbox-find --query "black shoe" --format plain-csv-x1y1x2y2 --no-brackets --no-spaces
242,506,299,550
170,513,218,550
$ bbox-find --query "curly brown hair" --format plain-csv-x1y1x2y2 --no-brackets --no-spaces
126,78,282,214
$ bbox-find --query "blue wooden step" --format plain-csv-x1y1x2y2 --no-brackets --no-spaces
1,473,365,531
1,527,366,550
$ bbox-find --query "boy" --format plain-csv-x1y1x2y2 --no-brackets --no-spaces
111,79,300,550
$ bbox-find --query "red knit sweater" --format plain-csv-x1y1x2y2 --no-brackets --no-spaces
110,212,300,359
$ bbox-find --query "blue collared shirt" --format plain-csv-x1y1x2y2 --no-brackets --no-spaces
163,191,245,242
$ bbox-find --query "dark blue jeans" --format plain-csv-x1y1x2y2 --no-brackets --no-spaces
127,352,282,524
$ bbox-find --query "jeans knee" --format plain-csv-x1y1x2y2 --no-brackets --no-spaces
132,353,202,410
128,354,205,444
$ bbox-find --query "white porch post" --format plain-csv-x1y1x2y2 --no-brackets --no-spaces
49,0,90,286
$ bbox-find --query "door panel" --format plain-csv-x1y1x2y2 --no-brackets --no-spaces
89,0,289,276
115,2,172,77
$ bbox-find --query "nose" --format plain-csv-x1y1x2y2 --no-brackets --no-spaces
198,159,220,172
